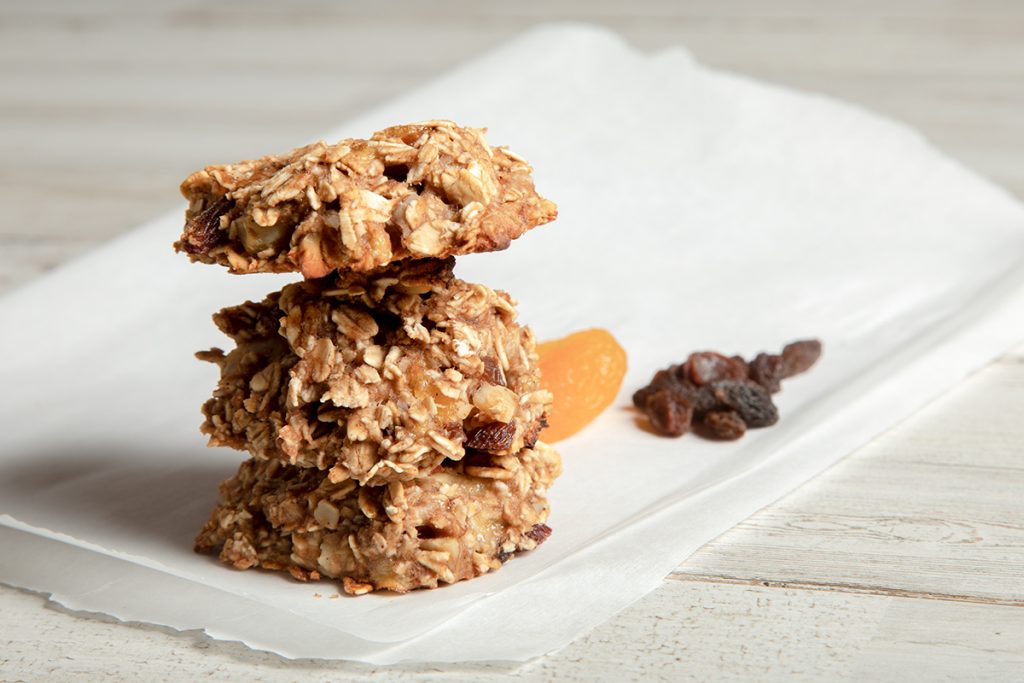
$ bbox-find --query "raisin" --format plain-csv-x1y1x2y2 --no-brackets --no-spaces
688,351,748,385
525,523,552,544
701,410,747,440
460,450,493,468
482,356,506,387
748,352,784,393
711,380,778,428
632,337,820,443
632,384,658,409
181,196,232,254
651,360,727,413
497,549,513,563
653,368,682,389
686,384,719,415
646,390,693,437
465,421,516,451
672,362,690,382
635,369,685,408
522,418,543,449
781,339,823,378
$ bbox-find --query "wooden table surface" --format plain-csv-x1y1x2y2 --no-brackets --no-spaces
2,2,1023,680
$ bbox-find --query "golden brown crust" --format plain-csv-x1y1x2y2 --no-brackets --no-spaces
176,120,557,276
198,258,551,485
194,442,562,593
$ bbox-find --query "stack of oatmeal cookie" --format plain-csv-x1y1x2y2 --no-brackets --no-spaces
175,121,562,594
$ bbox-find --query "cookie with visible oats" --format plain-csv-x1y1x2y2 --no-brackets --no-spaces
198,258,551,486
176,120,557,277
194,442,561,594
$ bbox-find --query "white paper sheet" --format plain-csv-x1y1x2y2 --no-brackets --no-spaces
2,24,1023,662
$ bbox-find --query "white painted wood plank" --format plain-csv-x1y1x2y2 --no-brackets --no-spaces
851,597,1024,681
677,360,1024,603
2,578,1022,682
0,238,99,293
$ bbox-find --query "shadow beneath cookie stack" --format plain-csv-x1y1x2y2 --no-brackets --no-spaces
0,445,235,555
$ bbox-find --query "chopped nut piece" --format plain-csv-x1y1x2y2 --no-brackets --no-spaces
313,500,340,529
342,577,374,596
471,383,518,423
465,421,517,451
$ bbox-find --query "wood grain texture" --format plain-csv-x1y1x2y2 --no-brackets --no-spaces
3,576,1023,682
676,360,1024,605
1,1,1023,680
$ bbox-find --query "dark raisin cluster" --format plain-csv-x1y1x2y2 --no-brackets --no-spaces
633,339,822,440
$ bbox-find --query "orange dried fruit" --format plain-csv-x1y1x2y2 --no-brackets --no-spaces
536,328,627,443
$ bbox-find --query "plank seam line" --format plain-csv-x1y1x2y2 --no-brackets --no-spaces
668,572,1024,607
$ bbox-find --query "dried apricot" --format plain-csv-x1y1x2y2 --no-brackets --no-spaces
537,328,627,442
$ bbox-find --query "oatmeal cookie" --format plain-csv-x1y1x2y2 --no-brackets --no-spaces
198,258,551,485
176,120,557,277
194,442,562,594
